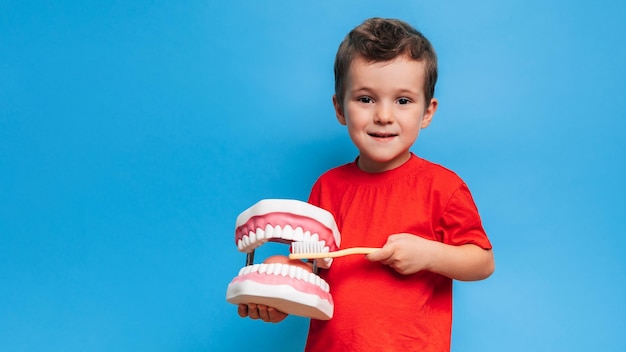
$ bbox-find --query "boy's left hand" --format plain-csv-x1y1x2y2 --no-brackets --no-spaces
366,233,437,275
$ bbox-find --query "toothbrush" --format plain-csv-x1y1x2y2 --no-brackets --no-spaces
289,241,380,259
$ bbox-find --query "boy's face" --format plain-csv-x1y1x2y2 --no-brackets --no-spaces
333,55,438,173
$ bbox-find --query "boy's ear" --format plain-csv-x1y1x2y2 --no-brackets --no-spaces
421,97,438,129
332,94,347,125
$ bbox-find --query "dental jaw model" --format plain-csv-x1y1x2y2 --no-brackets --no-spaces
226,199,341,320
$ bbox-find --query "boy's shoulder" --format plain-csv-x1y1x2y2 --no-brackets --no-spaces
418,156,463,181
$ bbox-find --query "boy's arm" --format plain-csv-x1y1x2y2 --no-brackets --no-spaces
366,233,494,281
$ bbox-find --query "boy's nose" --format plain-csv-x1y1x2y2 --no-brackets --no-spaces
374,105,394,124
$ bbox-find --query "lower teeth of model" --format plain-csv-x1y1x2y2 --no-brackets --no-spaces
238,263,329,292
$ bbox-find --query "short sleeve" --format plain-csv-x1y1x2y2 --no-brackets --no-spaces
438,183,492,249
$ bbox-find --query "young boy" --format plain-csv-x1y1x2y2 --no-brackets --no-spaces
239,17,494,351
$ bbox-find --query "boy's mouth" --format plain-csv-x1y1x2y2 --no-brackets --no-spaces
368,132,398,138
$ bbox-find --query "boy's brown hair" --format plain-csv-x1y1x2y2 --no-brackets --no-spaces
334,17,438,109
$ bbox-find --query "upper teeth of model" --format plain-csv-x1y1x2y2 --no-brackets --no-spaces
238,224,327,253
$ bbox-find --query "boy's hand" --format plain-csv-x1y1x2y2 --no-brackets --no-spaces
367,233,495,280
238,303,288,323
366,233,437,275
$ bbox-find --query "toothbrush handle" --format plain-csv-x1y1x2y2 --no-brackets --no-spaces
289,247,380,260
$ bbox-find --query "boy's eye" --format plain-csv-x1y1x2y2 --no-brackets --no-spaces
357,97,373,103
397,98,411,105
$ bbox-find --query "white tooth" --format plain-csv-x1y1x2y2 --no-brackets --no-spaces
238,267,246,276
249,230,257,244
274,263,281,274
289,266,297,278
267,263,276,275
256,227,265,240
311,233,319,242
322,281,329,292
298,270,307,282
323,245,330,253
237,239,244,251
264,224,274,238
282,225,294,240
294,227,304,241
251,264,260,273
243,266,253,275
280,264,289,276
296,267,304,280
304,231,311,241
259,264,268,274
271,263,283,275
316,276,322,288
243,235,250,247
273,225,282,238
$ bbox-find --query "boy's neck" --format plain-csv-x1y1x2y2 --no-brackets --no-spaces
356,152,413,173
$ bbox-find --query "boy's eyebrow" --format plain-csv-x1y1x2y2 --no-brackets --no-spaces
349,85,374,93
346,87,374,97
349,86,421,96
394,87,420,95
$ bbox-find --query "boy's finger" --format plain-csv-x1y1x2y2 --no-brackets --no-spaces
257,304,270,321
247,303,260,319
366,247,392,262
237,304,248,317
267,307,287,323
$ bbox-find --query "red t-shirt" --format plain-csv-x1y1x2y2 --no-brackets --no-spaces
305,154,492,352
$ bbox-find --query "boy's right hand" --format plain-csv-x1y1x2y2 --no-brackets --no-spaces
238,303,288,323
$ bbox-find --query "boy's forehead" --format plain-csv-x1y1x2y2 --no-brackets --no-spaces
347,55,426,88
349,55,425,74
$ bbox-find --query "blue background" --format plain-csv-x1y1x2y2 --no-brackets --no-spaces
1,1,625,351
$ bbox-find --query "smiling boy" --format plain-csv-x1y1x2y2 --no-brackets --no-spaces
334,54,435,173
240,17,494,351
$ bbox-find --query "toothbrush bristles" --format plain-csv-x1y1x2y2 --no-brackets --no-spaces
291,240,327,255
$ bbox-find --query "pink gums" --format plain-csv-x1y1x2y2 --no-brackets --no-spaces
235,212,337,250
231,270,333,304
